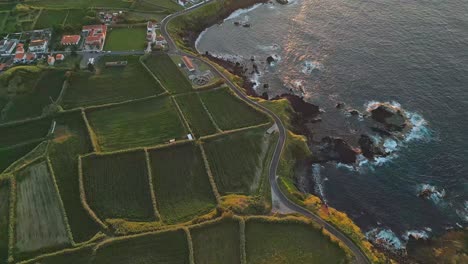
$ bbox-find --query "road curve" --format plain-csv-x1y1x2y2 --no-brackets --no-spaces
161,2,371,263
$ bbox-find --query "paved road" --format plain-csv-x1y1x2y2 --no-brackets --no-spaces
161,2,371,263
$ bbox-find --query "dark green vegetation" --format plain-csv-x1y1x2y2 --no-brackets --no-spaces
94,229,189,264
87,96,187,151
0,142,39,173
22,244,94,264
199,87,269,130
63,9,87,26
174,94,217,137
34,9,67,29
191,218,241,264
149,143,216,224
27,0,132,9
62,56,163,109
245,219,348,264
143,53,193,93
48,112,100,243
0,179,10,263
104,27,146,51
203,127,274,195
81,151,155,221
0,117,51,148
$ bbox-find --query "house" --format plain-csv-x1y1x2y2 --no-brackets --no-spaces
47,55,55,66
28,39,48,53
146,21,156,43
155,35,166,46
13,53,25,63
15,43,24,54
56,54,64,61
0,39,17,55
61,35,81,46
182,56,195,72
82,25,107,51
25,53,36,63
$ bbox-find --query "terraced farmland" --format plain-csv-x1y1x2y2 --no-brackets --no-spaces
174,93,218,137
81,151,155,221
87,96,187,151
149,143,217,224
0,118,51,148
94,229,189,264
199,87,269,130
0,179,10,263
143,53,193,93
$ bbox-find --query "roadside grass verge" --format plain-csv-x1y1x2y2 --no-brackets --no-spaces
143,53,193,94
199,87,269,130
48,112,100,243
62,55,163,109
174,93,217,137
0,179,9,263
190,218,241,264
34,9,67,29
104,27,146,51
203,127,275,195
87,96,187,151
245,218,348,264
94,229,189,264
149,142,217,224
0,118,51,148
81,150,155,221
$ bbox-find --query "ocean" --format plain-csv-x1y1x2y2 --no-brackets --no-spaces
196,0,468,250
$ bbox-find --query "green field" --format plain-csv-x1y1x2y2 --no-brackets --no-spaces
87,96,187,151
62,55,163,109
15,162,71,254
0,180,9,263
22,244,94,264
104,27,146,51
34,9,67,29
0,141,40,173
191,218,241,264
199,87,269,130
245,219,348,264
149,143,216,224
82,151,155,221
27,0,133,8
48,112,100,243
0,118,51,148
94,229,189,264
174,94,217,137
63,9,86,26
203,127,275,195
143,53,193,93
133,0,182,12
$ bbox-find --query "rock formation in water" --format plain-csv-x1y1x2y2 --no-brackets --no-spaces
370,104,407,131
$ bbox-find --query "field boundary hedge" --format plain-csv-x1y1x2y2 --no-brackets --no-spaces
139,55,170,94
198,144,221,203
238,217,247,264
183,227,195,264
199,122,270,142
171,97,194,136
80,109,100,153
81,92,167,113
144,148,162,222
16,243,96,264
1,140,47,175
8,176,16,263
196,93,222,132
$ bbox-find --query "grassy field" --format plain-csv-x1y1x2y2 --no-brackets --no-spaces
143,53,193,94
27,0,133,8
104,27,146,51
174,94,217,137
191,218,241,264
48,112,100,243
15,162,70,254
82,151,155,221
34,9,67,29
149,143,217,224
133,0,182,12
94,229,189,264
22,244,94,264
0,179,9,263
0,117,51,148
62,55,163,109
245,219,348,264
63,9,86,26
87,96,187,151
199,87,269,130
0,141,40,173
203,127,275,195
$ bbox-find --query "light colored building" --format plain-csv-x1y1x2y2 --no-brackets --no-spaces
146,21,156,43
28,39,48,53
182,56,195,72
47,55,55,66
82,25,107,51
15,43,24,54
0,38,17,55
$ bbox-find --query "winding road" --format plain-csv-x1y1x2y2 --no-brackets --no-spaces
160,2,371,263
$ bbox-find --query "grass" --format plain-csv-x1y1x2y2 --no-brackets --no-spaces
0,117,51,148
133,0,182,12
28,0,133,9
94,229,189,264
15,162,70,254
149,142,217,224
104,27,146,51
87,96,187,151
191,218,241,264
174,94,217,137
48,112,100,243
0,142,40,173
245,219,348,264
34,9,68,29
0,179,9,264
62,55,163,109
21,244,94,264
203,127,275,195
199,87,269,130
63,9,86,26
81,151,155,221
143,53,193,94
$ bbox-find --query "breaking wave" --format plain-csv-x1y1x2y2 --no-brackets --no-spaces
301,60,323,75
224,3,264,21
366,228,404,251
416,184,446,204
312,164,327,203
403,230,430,241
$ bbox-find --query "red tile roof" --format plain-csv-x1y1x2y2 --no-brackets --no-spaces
25,53,36,61
29,39,46,47
56,54,64,60
182,56,195,71
14,53,24,60
61,35,81,45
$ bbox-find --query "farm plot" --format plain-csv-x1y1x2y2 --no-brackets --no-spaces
0,117,51,148
15,162,70,255
0,180,10,263
149,143,217,224
190,218,241,264
34,9,68,29
94,229,189,264
81,151,155,221
87,96,187,151
62,55,163,109
0,142,41,173
143,53,193,94
245,218,348,264
104,27,146,51
199,87,269,130
133,0,182,12
203,127,275,195
48,112,100,243
174,94,217,137
21,244,94,264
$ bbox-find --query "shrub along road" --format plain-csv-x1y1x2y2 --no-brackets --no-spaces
161,1,371,263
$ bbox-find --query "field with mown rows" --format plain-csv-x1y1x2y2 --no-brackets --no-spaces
0,118,51,148
0,142,40,173
104,27,147,51
34,9,68,29
174,93,218,137
0,179,10,263
81,151,155,221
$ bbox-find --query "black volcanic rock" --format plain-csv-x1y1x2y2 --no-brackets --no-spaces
318,137,358,164
278,94,319,119
358,134,384,160
276,0,289,4
267,55,276,65
370,104,407,131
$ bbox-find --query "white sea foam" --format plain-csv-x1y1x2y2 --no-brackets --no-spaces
366,228,404,250
383,138,398,153
195,28,208,52
301,60,323,75
404,112,431,142
224,3,264,22
456,201,468,223
250,72,261,90
312,164,327,203
417,184,446,204
403,230,430,241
